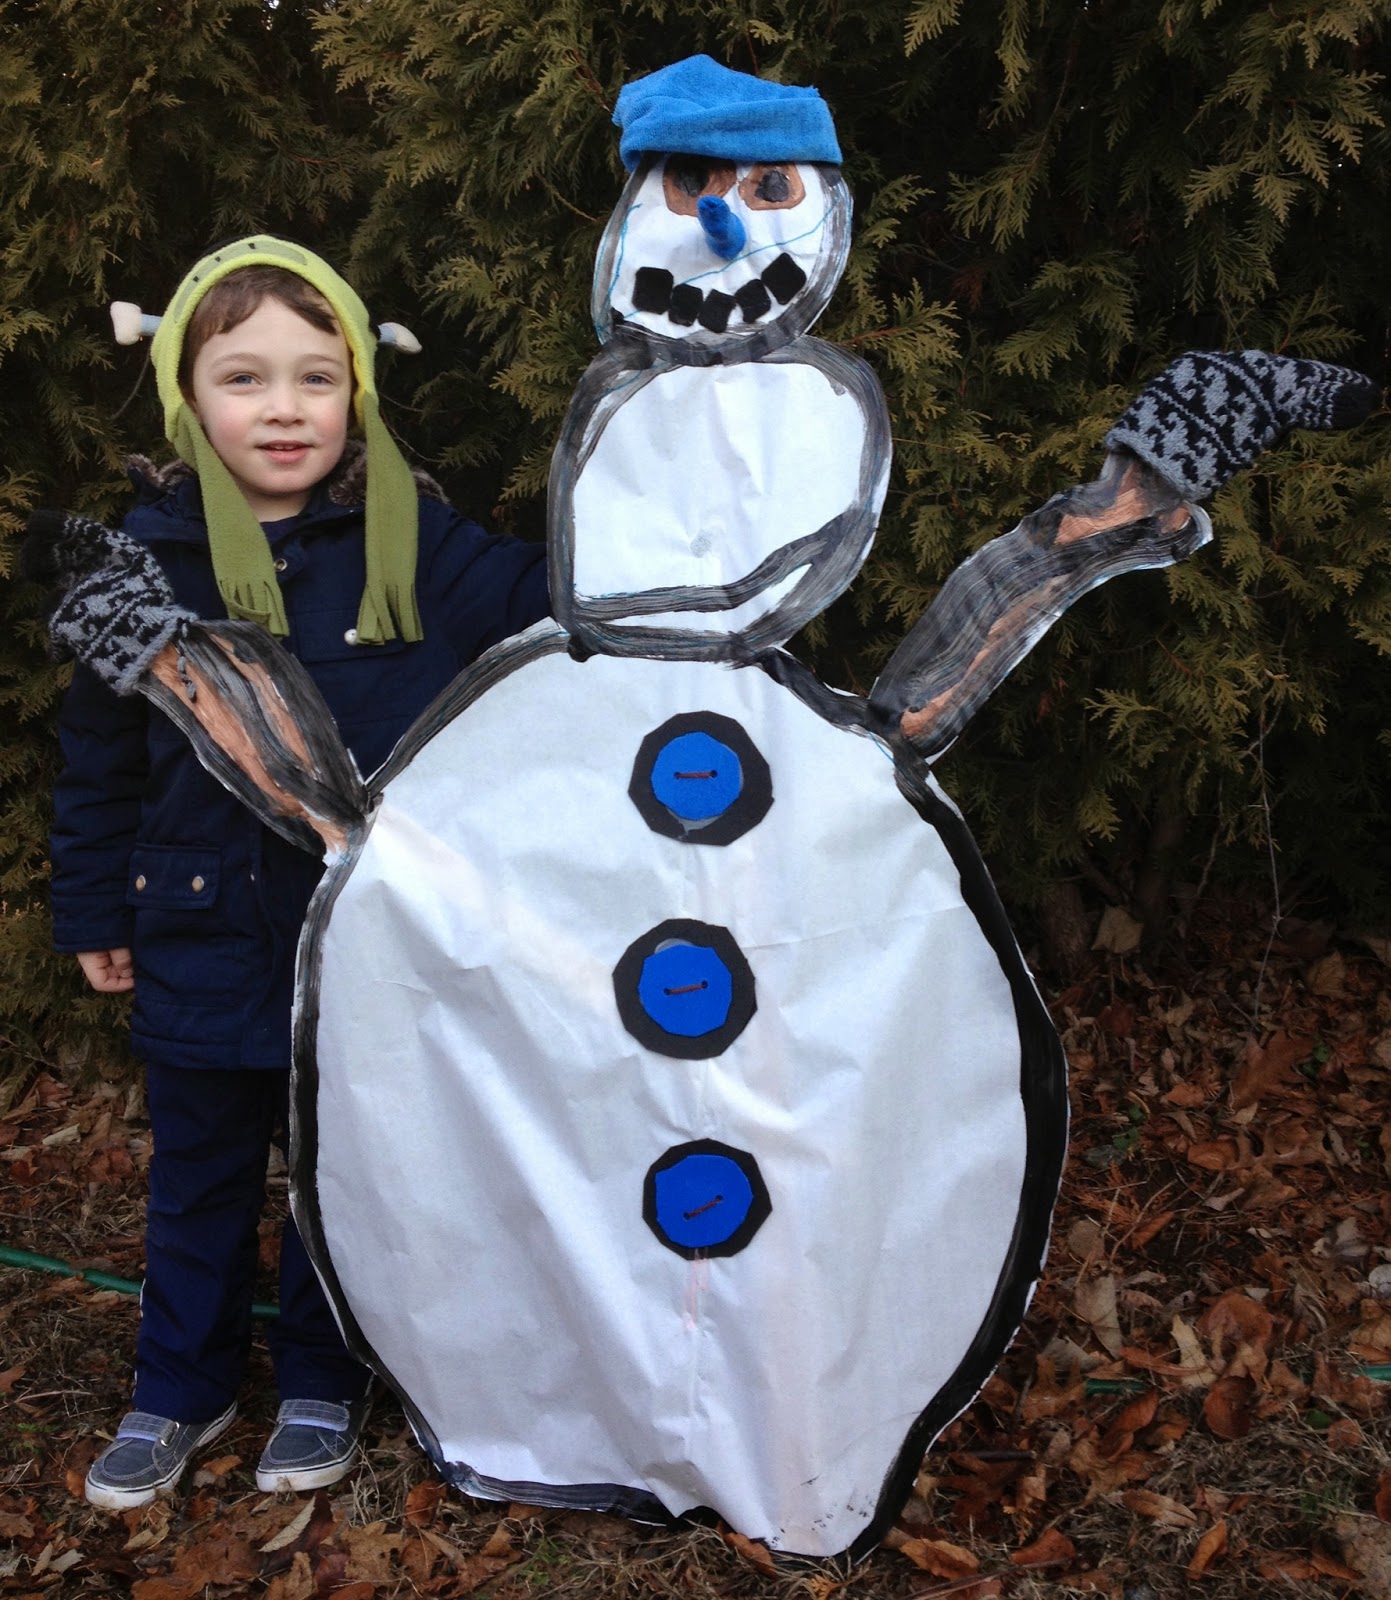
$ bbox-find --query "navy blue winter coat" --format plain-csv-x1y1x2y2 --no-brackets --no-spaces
51,462,550,1070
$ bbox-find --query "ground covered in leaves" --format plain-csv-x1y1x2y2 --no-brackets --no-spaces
3,902,1391,1600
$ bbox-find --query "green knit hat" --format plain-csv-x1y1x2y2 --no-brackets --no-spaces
150,235,421,643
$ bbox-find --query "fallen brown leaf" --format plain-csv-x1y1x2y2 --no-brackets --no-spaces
1313,1353,1383,1418
167,1521,259,1589
1129,1209,1174,1248
1232,1031,1312,1110
1312,1550,1365,1581
1203,1375,1255,1440
722,1528,776,1575
130,1579,196,1600
1350,1302,1391,1359
259,1497,318,1554
892,1534,979,1577
1109,1389,1159,1438
1021,1355,1086,1421
1186,1139,1240,1172
478,1522,514,1560
1074,1273,1124,1356
403,1479,446,1526
1327,1417,1364,1449
1186,1518,1228,1579
1201,1291,1273,1365
1256,1552,1319,1580
1011,1465,1049,1527
341,1522,404,1585
1119,1489,1197,1527
1171,1315,1219,1387
1164,1079,1207,1107
1010,1527,1075,1566
190,1452,240,1486
263,1549,314,1600
1066,1436,1154,1500
121,1500,175,1554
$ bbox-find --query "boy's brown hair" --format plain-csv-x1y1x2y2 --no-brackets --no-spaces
177,266,341,391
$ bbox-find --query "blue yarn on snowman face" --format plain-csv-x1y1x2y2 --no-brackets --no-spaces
594,56,851,348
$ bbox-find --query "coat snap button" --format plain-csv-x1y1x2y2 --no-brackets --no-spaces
274,558,288,573
134,874,147,892
191,875,206,892
343,627,358,644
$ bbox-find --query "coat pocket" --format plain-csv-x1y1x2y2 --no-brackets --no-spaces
126,844,222,910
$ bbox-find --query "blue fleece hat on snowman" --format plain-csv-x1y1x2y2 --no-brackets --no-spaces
614,55,842,171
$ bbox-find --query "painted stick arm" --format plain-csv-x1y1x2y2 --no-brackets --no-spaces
868,451,1208,759
23,509,366,858
144,622,367,858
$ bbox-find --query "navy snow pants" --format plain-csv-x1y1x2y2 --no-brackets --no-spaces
133,1062,368,1422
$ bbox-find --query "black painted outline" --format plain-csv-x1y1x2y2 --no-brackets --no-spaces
290,626,578,1500
628,710,773,845
549,338,890,662
843,749,1070,1567
591,158,852,356
612,917,757,1060
642,1138,772,1260
287,633,1069,1563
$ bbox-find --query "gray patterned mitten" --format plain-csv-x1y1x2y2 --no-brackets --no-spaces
22,510,196,696
1105,350,1379,500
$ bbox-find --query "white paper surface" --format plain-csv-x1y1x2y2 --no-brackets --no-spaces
571,361,866,610
602,159,834,342
313,650,1028,1555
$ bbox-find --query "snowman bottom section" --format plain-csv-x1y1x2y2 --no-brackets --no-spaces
302,651,1041,1559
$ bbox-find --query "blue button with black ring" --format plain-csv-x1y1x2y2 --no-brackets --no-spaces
629,712,773,844
613,918,756,1059
644,1139,771,1258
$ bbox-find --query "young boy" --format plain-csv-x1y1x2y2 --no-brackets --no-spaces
49,236,549,1508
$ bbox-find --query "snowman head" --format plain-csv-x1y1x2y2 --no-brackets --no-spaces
593,56,850,354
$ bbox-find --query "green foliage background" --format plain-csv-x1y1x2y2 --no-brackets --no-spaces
2,0,1389,1074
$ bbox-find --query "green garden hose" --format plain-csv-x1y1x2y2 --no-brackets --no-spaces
0,1242,278,1318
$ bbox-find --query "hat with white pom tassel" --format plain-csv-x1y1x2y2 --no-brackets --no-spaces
123,235,423,644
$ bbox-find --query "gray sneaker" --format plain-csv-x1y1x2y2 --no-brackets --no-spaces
84,1404,237,1510
255,1396,369,1493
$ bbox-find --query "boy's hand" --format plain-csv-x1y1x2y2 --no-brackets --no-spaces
21,510,196,697
77,949,134,994
1105,350,1379,500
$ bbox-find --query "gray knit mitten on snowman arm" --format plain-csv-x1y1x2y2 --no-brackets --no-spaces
1105,350,1379,500
22,510,196,696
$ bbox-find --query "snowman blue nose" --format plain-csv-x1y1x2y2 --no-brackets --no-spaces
697,195,746,260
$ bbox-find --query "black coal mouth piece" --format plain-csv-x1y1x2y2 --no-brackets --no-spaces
624,253,809,334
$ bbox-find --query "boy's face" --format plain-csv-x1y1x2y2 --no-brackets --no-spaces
188,296,352,521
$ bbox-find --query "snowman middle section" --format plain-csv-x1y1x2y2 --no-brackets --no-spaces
300,639,1040,1557
573,360,865,624
552,338,891,660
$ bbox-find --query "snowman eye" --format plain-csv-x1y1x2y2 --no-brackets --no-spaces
740,163,806,211
662,156,736,215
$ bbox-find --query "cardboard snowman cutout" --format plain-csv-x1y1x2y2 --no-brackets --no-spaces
32,55,1377,1565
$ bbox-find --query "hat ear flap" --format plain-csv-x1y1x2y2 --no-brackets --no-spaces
171,409,290,637
353,394,421,645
